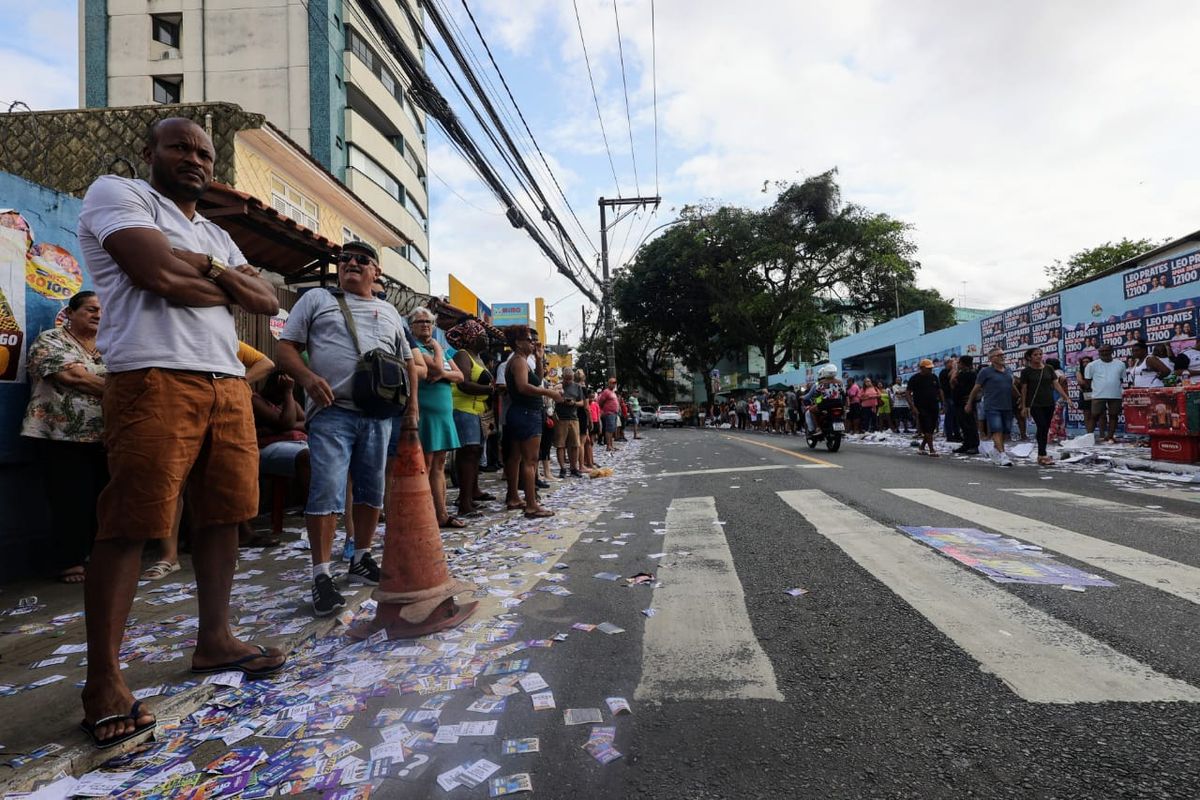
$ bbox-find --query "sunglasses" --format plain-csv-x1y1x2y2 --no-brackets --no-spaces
337,253,374,266
412,320,433,325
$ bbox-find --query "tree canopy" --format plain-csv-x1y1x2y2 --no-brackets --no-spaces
1040,238,1161,296
604,171,941,403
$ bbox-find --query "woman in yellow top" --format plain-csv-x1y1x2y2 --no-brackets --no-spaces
448,319,494,518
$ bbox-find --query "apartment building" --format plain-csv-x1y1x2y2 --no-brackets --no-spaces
79,0,431,292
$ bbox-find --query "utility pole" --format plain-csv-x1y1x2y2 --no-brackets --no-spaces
599,194,661,380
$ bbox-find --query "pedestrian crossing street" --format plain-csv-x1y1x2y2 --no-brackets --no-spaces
639,485,1200,705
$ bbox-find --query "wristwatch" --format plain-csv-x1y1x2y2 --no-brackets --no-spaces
205,255,228,281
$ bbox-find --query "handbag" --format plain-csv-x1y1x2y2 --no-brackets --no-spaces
330,290,409,419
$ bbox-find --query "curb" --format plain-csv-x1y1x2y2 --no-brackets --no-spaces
0,594,371,795
1106,456,1200,478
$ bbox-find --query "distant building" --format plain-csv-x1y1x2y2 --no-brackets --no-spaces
79,0,430,291
954,306,998,323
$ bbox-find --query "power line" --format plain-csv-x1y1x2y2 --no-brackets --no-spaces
429,168,503,215
355,0,601,304
572,0,622,198
611,0,641,196
457,0,601,256
651,0,660,196
420,0,601,288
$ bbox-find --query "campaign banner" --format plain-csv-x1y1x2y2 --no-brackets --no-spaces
1004,326,1032,351
1100,316,1144,347
980,314,1005,348
1029,295,1061,324
1143,307,1197,354
1062,322,1100,366
1122,247,1200,299
1003,306,1030,331
1030,319,1061,351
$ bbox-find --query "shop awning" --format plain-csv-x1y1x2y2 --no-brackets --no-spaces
198,182,338,277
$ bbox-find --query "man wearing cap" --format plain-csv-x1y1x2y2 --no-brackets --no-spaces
905,359,944,456
276,241,419,616
967,347,1020,466
597,377,621,453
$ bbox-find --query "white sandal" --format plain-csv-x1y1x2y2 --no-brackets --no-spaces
141,560,181,580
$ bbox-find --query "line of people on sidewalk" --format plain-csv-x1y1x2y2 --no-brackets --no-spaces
11,117,651,750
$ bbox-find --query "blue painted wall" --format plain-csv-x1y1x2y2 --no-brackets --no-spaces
829,311,924,376
0,172,90,583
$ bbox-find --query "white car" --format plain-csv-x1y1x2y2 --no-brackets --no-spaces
654,405,683,427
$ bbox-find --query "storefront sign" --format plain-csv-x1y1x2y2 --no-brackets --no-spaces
492,303,529,327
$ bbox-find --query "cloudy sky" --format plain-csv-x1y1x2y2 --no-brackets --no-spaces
5,0,1200,346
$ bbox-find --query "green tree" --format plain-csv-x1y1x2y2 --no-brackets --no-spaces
574,322,678,401
1040,238,1160,296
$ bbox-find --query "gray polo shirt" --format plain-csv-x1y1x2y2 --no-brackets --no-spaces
77,176,248,375
281,288,413,417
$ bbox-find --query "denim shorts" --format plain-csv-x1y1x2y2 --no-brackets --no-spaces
305,406,391,515
453,409,483,447
505,405,543,442
985,408,1013,436
260,440,308,477
602,413,619,433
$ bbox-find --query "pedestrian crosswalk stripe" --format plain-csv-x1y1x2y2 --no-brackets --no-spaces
653,464,835,478
778,489,1200,703
634,496,783,702
886,488,1200,607
998,487,1199,536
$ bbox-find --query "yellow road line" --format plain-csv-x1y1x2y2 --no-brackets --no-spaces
720,434,842,468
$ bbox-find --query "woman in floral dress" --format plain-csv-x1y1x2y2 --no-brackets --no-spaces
21,291,107,583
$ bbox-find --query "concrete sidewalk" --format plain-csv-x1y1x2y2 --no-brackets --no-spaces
0,466,559,795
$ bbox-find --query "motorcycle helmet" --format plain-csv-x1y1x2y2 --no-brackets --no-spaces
817,364,838,379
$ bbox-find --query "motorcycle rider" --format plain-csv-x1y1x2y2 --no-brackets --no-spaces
803,364,844,434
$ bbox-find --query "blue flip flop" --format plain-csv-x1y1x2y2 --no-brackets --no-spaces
190,644,286,680
79,700,156,749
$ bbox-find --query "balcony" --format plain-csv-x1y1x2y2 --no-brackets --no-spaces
344,108,428,212
345,168,427,250
342,51,427,171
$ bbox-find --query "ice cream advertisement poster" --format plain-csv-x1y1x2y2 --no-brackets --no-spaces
0,215,28,383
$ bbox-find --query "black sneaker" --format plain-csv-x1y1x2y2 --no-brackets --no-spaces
558,468,567,479
348,551,381,585
570,469,583,477
535,479,550,490
312,574,346,616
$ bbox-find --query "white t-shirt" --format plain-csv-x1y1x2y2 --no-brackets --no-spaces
280,288,413,418
1084,358,1126,399
77,176,248,375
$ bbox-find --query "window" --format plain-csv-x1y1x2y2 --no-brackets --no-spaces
405,190,427,229
152,76,181,104
151,15,181,48
406,244,428,273
348,146,402,204
344,26,405,106
342,226,363,245
270,175,320,231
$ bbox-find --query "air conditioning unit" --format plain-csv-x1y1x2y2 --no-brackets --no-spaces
160,48,180,60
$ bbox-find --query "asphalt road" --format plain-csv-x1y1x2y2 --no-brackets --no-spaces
357,427,1200,800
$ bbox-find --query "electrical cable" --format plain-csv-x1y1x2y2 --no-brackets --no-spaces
572,0,622,197
651,0,659,196
419,0,601,288
611,0,640,196
357,0,599,302
457,0,601,256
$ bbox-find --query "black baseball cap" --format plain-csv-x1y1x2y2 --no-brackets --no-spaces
340,240,379,261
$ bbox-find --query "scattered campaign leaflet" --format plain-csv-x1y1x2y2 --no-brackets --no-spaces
489,773,533,796
563,708,604,725
501,738,540,754
898,527,1116,586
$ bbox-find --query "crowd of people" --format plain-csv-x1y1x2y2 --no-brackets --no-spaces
700,340,1199,468
16,118,653,748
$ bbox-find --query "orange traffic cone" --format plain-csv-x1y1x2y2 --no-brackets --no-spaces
347,421,477,640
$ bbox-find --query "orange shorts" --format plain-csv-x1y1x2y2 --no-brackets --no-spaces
97,368,259,540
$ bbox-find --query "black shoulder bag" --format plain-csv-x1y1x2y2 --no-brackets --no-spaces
330,290,409,418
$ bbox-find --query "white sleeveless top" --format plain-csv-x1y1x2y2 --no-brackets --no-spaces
1129,358,1163,388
